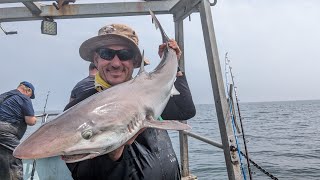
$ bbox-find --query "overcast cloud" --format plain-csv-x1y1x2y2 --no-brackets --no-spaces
1,0,319,111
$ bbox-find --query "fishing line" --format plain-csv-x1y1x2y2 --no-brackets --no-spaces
31,91,50,180
224,52,230,94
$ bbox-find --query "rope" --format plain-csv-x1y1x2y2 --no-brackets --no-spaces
236,148,279,180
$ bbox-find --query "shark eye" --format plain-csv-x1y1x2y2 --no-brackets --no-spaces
81,129,93,140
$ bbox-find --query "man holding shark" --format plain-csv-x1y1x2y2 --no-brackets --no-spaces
63,21,196,179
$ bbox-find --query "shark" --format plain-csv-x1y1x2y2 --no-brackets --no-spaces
13,11,190,163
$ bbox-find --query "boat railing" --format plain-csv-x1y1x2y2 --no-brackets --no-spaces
178,121,224,180
35,113,59,123
35,113,59,118
182,130,222,149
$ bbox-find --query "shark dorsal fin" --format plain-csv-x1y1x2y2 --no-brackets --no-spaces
137,50,145,75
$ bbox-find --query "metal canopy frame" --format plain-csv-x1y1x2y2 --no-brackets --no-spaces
1,1,180,22
0,0,242,179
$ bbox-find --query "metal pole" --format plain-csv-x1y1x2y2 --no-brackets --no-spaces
198,0,242,179
175,18,190,177
182,130,223,149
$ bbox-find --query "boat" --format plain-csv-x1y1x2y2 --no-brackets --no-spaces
1,1,271,179
23,156,73,180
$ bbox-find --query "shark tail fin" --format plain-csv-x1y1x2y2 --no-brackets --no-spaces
149,10,169,43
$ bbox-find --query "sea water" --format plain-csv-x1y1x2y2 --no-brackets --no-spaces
24,100,320,180
169,100,320,180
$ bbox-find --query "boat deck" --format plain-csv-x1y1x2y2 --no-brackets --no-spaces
23,157,72,180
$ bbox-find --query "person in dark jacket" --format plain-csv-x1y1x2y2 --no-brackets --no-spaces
64,23,196,180
0,81,37,180
69,62,98,102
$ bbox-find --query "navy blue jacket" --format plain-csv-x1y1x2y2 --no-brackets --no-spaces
0,89,34,150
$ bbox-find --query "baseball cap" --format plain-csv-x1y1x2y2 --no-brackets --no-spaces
20,81,35,99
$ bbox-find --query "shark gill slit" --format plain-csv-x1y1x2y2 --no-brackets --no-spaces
144,107,154,122
127,121,134,133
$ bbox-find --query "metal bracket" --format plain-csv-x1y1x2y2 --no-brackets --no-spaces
22,2,42,15
228,136,239,164
210,0,218,6
171,0,202,22
53,0,76,10
0,23,17,35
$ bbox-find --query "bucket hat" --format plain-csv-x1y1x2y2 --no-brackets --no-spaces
79,24,149,68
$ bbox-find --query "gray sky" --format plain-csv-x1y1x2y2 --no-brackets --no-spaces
1,0,320,111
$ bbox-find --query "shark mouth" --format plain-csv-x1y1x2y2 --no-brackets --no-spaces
61,153,91,163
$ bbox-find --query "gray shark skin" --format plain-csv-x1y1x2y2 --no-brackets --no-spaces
13,11,190,163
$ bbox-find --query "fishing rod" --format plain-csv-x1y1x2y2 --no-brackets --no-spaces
31,91,50,180
41,91,50,124
225,54,253,180
225,53,248,180
225,54,279,180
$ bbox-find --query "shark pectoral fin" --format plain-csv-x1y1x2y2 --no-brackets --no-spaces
170,85,180,97
144,118,191,131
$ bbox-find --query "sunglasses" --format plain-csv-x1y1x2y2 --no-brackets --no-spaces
96,48,135,61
